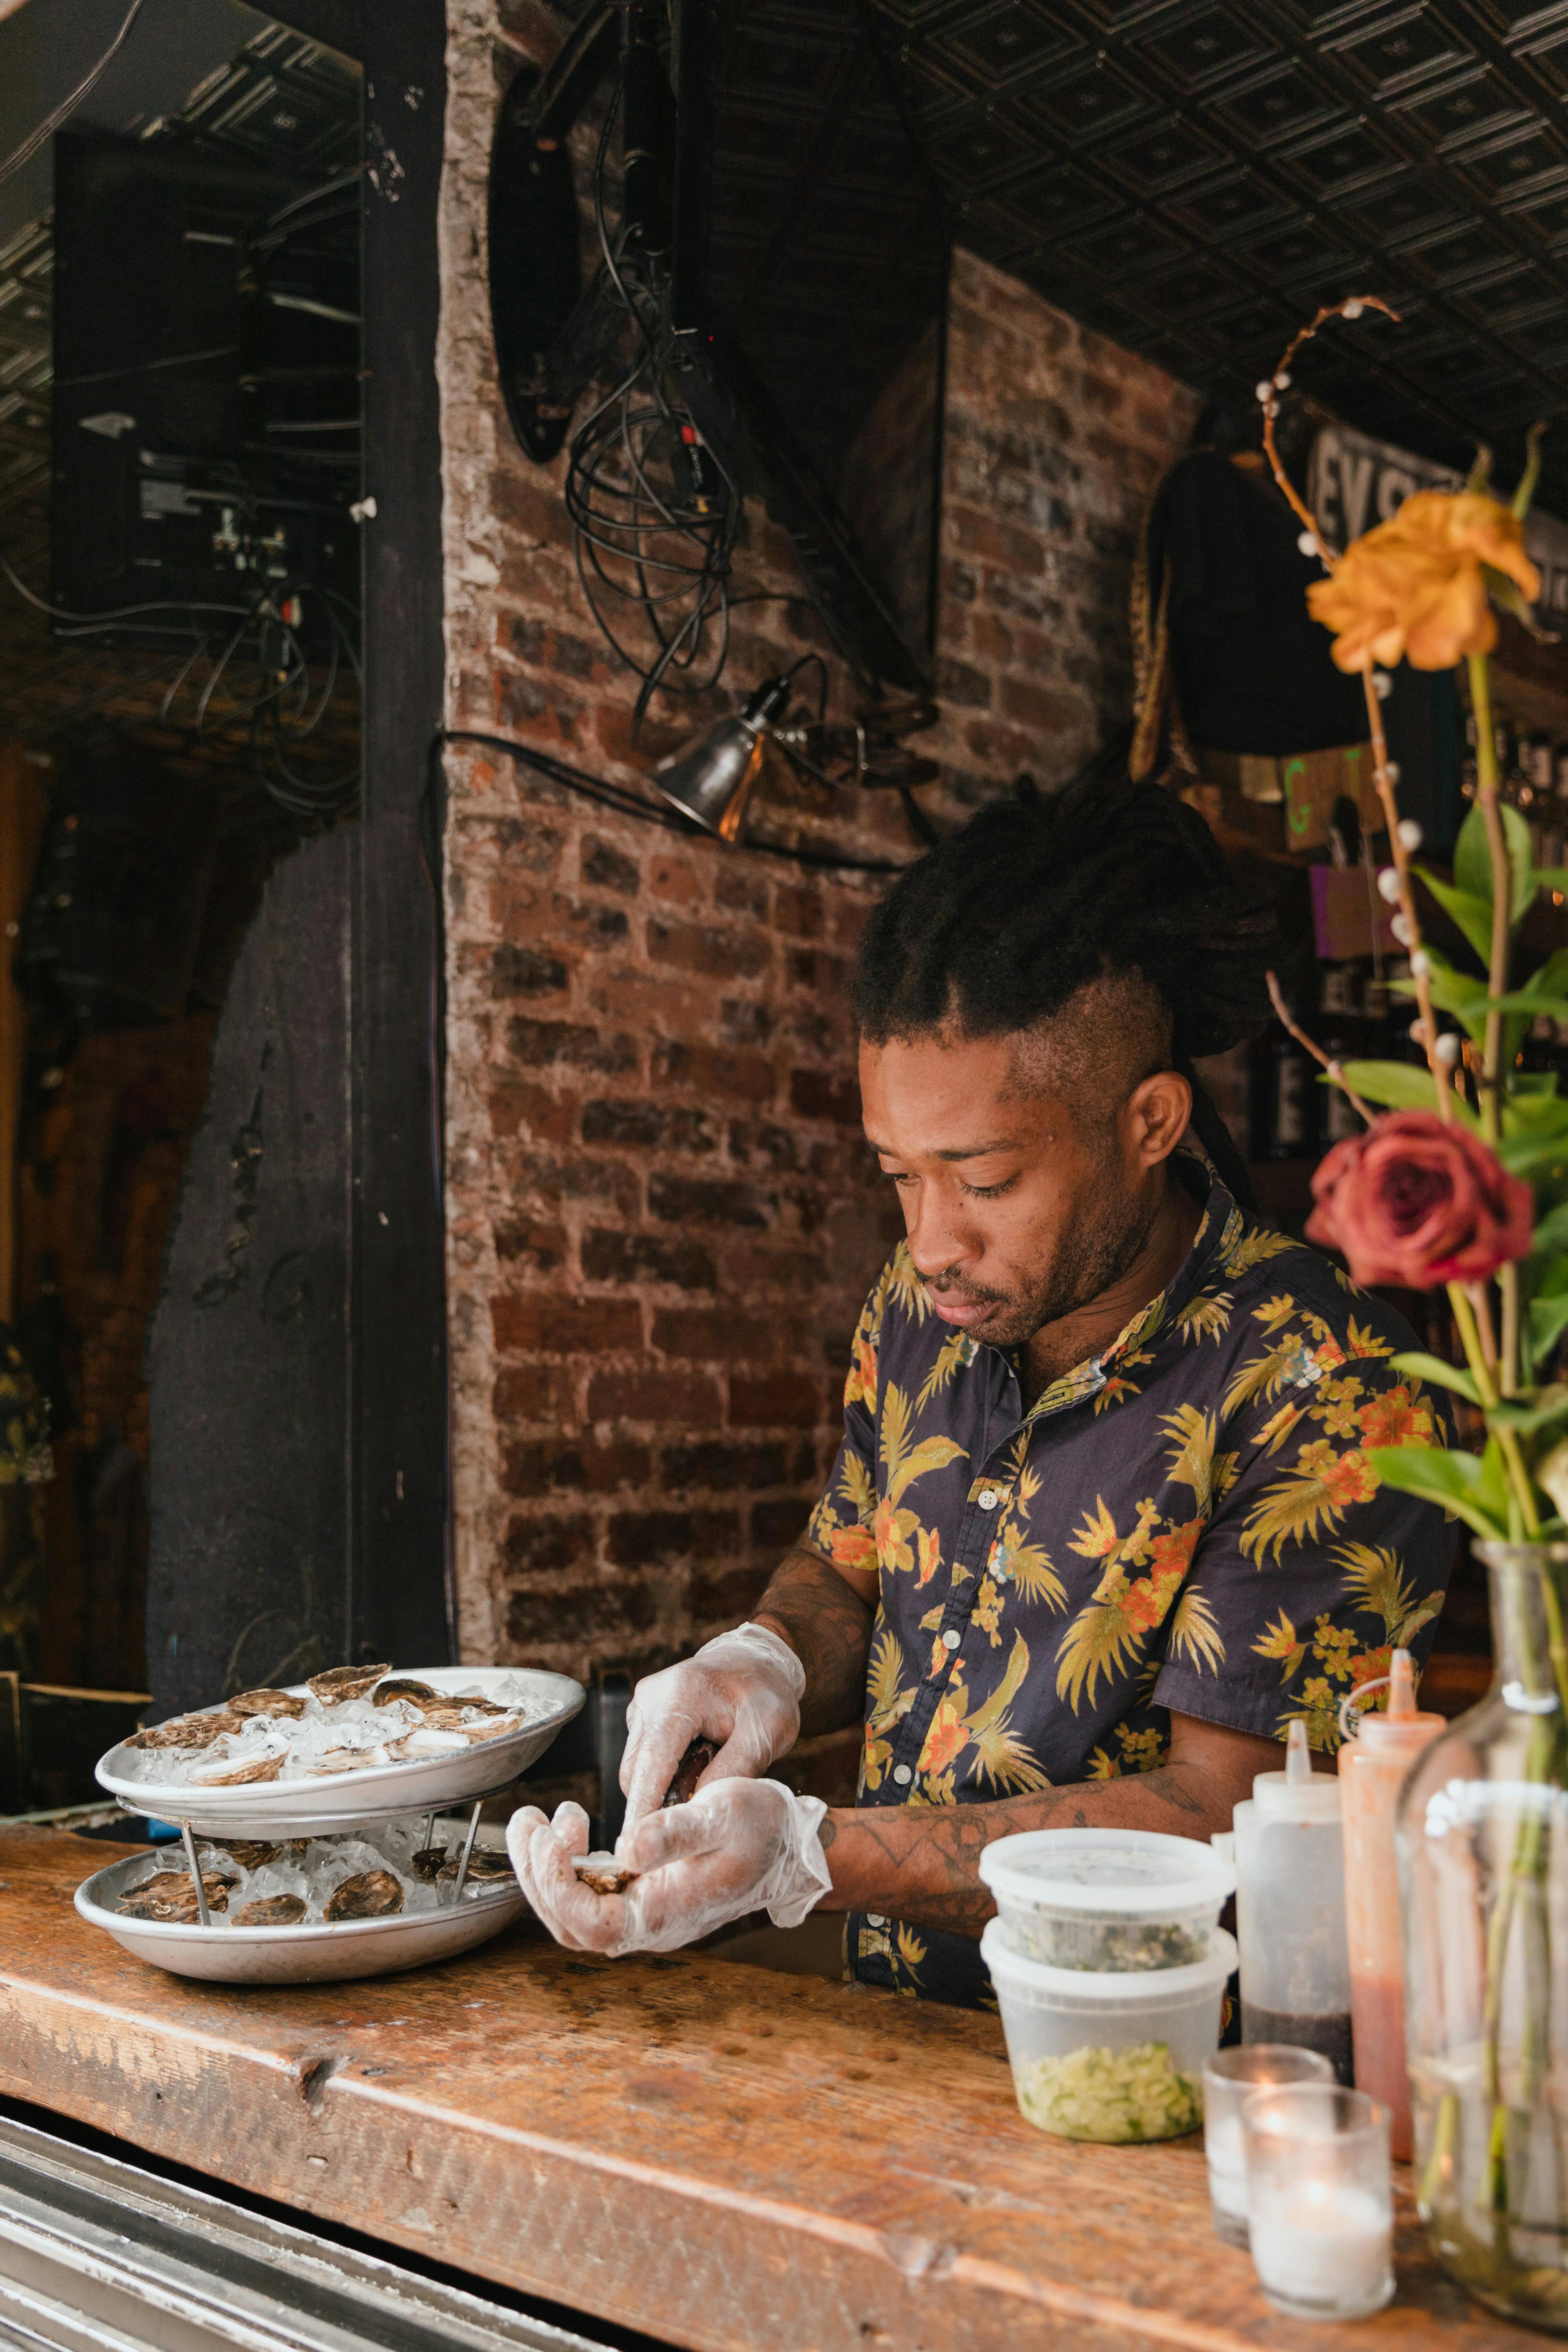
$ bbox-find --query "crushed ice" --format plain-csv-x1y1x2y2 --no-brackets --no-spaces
112,1683,546,1787
153,1819,515,1927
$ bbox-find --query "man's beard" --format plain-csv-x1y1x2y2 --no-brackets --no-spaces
924,1173,1162,1353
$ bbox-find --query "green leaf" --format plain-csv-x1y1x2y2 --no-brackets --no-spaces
1485,994,1568,1018
1366,1444,1507,1539
1336,1061,1481,1129
1454,801,1533,928
1531,1289,1568,1360
1390,1351,1481,1405
1499,1132,1568,1179
1487,1393,1568,1440
1414,868,1495,966
1531,869,1568,898
1528,1204,1568,1257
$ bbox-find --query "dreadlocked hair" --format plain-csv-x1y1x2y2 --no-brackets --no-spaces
852,771,1277,1206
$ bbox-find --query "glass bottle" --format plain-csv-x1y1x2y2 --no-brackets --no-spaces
1338,1650,1445,2160
1399,1542,1568,2332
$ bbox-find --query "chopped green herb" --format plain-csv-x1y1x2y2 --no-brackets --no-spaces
1014,2040,1204,2142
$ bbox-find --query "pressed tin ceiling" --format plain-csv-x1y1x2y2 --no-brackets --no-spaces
865,0,1568,515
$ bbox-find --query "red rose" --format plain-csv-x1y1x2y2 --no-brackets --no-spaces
1306,1109,1533,1288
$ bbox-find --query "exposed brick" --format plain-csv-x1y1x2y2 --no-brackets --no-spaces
581,1100,718,1154
653,1039,775,1103
729,1371,821,1427
752,1497,815,1551
485,1079,577,1145
493,1362,575,1423
581,836,640,895
789,1068,862,1126
501,1512,594,1575
715,867,770,919
605,1509,740,1568
505,1018,639,1075
492,1217,567,1273
648,1172,769,1229
491,1293,642,1355
587,1367,724,1426
503,1438,652,1497
489,944,569,1000
650,1307,777,1361
646,916,770,983
691,1564,774,1622
580,1228,716,1289
663,1439,790,1491
648,853,705,907
507,1577,658,1644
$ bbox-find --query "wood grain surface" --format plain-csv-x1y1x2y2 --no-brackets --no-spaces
0,1828,1541,2352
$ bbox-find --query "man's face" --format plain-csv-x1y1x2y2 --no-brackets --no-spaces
858,1026,1179,1352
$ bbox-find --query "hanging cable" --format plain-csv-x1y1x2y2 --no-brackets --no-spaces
0,0,146,187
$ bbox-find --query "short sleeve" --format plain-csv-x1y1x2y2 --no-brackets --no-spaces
805,1279,883,1575
1153,1351,1458,1751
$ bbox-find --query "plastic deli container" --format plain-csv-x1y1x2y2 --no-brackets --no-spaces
982,1919,1237,2144
978,1826,1236,1972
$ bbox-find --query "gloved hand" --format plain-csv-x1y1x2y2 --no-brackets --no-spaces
619,1621,805,1829
506,1777,832,1958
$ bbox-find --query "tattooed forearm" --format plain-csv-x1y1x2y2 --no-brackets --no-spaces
755,1548,875,1738
816,1720,1271,1939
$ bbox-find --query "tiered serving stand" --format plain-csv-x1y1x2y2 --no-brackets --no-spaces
76,1667,585,1984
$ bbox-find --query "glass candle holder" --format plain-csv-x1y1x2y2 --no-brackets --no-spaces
1242,2083,1393,2320
1202,2045,1334,2246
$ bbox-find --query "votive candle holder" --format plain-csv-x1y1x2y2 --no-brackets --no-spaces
1242,2083,1393,2321
1202,2045,1334,2247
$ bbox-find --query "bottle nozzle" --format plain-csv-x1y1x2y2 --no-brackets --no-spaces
1389,1646,1416,1719
1285,1716,1311,1783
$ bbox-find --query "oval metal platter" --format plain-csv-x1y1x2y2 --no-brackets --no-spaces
94,1666,585,1838
75,1828,530,1985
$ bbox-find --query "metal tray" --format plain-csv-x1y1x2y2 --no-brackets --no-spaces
75,1828,530,1985
94,1666,584,1837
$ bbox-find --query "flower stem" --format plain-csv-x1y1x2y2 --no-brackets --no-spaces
1359,665,1454,1119
1468,651,1511,1146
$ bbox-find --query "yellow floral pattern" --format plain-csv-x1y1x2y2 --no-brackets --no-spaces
807,1157,1458,2009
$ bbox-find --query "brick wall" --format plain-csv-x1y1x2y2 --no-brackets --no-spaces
437,0,1201,1696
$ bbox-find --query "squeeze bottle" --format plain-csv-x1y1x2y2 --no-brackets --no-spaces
1337,1648,1444,2159
1233,1717,1354,2083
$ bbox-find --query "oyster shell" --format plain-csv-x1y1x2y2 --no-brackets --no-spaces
664,1736,719,1808
228,1689,306,1719
125,1712,242,1752
307,1663,390,1704
391,1729,468,1759
205,1840,281,1869
371,1677,441,1709
190,1746,286,1788
231,1893,308,1927
116,1870,237,1923
410,1845,447,1882
304,1744,389,1776
438,1846,514,1884
573,1852,637,1896
324,1869,404,1922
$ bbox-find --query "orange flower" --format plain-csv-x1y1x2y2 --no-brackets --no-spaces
917,1699,969,1779
830,1522,875,1573
916,1526,943,1587
1306,491,1540,673
1358,1385,1433,1452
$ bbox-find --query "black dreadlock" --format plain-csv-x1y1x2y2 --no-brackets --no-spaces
851,772,1277,1207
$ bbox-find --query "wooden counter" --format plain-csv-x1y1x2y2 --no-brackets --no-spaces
0,1826,1542,2352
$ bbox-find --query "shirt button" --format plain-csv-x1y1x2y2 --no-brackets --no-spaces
867,1913,887,1928
893,1764,913,1786
977,1487,1000,1510
942,1629,960,1650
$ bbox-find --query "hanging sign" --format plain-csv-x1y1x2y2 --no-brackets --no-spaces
1307,423,1568,628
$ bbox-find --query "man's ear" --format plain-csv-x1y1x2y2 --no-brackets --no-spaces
1128,1069,1193,1168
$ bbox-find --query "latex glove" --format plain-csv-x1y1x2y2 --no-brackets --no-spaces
619,1621,805,1830
506,1779,830,1958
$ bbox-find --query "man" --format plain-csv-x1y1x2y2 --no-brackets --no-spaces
509,775,1456,2005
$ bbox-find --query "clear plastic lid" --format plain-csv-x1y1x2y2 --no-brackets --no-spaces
978,1826,1236,1916
981,1918,1238,2003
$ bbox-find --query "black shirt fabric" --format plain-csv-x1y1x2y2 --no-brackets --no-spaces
1150,450,1371,757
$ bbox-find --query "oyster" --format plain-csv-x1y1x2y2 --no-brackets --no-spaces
664,1735,719,1808
438,1846,514,1884
190,1746,286,1788
116,1870,237,1923
125,1712,243,1752
232,1893,308,1928
304,1744,389,1775
410,1845,447,1882
371,1677,441,1709
307,1663,390,1704
228,1689,306,1719
573,1852,636,1896
324,1869,404,1921
391,1729,469,1759
205,1840,281,1869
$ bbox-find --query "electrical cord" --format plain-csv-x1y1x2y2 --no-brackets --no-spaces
436,727,911,875
0,0,146,187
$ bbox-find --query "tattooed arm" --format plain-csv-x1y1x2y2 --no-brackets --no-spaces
755,1545,878,1739
814,1712,1293,1939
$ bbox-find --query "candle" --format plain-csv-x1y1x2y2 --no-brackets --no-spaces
1202,2045,1334,2250
1241,2080,1394,2320
1248,2181,1392,2316
1205,2109,1246,2235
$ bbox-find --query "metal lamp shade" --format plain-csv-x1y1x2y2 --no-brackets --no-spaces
654,716,769,842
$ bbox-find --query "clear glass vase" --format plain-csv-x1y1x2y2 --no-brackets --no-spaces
1399,1542,1568,2334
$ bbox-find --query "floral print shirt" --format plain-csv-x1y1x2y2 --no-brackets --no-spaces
807,1158,1457,2009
